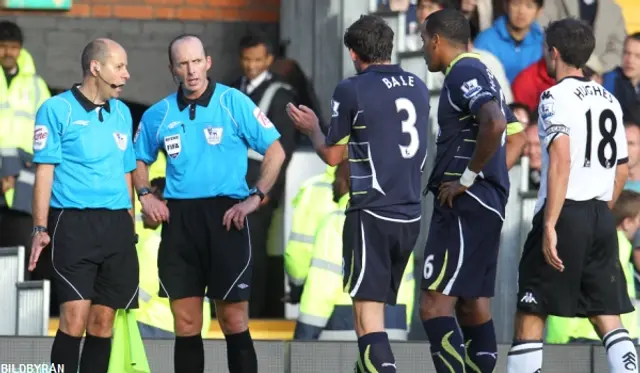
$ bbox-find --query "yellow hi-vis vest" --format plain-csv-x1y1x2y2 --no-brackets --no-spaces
284,166,337,286
134,153,211,335
546,230,638,343
1,49,50,210
297,194,415,341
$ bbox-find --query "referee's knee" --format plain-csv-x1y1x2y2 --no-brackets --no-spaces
215,300,249,335
86,305,116,338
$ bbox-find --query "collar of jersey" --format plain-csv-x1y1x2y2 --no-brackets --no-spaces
70,85,111,113
177,78,215,111
358,63,402,75
445,52,480,76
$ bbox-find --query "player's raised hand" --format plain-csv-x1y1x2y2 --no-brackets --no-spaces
437,180,467,208
543,227,564,272
286,103,320,136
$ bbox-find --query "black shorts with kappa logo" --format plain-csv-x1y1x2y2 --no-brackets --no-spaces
49,208,139,310
342,209,420,304
158,197,252,302
517,199,634,317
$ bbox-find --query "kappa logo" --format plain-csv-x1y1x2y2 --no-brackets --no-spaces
134,124,142,143
167,121,181,129
520,291,537,304
33,125,49,151
204,126,223,145
623,351,637,371
72,120,89,126
113,132,128,151
541,91,553,100
164,134,182,158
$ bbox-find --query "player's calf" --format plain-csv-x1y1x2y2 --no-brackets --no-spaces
506,311,545,373
353,300,397,372
457,298,497,373
171,297,206,373
421,291,465,373
591,315,638,373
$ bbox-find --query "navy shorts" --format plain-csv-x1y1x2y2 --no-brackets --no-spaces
421,192,504,298
342,209,420,304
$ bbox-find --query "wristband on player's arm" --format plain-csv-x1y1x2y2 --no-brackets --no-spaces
460,168,478,188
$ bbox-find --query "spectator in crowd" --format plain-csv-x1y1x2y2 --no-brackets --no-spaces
584,54,605,84
538,0,626,72
406,0,454,51
511,57,555,113
508,102,531,126
624,123,640,193
602,33,640,125
523,123,541,190
513,52,604,113
456,0,496,39
469,38,513,104
0,20,50,280
231,32,298,318
474,0,544,83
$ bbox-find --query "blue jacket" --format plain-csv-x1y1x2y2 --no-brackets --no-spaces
602,68,620,94
473,16,544,83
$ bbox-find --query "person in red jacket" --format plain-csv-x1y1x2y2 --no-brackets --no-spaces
511,57,555,113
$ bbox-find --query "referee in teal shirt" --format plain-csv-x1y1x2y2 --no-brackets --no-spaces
133,34,285,373
28,38,138,373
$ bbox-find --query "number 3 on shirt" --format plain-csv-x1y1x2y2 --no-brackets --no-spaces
395,97,419,159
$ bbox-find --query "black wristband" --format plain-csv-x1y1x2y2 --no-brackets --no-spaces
31,226,47,237
249,187,265,201
137,187,151,200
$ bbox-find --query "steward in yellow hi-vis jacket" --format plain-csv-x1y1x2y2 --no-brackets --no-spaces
0,22,51,262
135,154,212,338
284,165,338,299
294,161,415,340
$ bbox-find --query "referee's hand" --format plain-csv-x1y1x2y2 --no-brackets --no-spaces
28,232,50,272
223,195,261,231
140,194,169,224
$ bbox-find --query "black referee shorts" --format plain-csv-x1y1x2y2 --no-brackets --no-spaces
49,208,139,310
158,197,252,302
516,199,634,317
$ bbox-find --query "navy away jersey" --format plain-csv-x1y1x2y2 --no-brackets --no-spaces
429,53,517,219
326,64,429,220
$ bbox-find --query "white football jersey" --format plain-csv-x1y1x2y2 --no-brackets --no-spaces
535,76,627,213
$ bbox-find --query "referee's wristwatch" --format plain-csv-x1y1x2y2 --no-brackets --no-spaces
137,187,152,200
31,226,47,237
249,187,265,201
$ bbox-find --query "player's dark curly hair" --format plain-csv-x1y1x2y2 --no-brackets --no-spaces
423,8,470,46
343,15,393,64
545,18,595,69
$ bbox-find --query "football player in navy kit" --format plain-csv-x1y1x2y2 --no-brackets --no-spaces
288,14,429,373
419,9,519,373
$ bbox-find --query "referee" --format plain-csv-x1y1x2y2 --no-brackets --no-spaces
133,34,285,373
28,38,138,373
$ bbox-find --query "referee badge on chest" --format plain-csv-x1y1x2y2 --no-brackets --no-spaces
164,134,182,158
113,132,128,151
204,126,223,145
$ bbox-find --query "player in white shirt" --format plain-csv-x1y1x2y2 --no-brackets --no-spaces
507,18,637,373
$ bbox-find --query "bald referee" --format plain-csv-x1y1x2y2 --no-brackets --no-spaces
28,38,138,373
134,34,285,373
